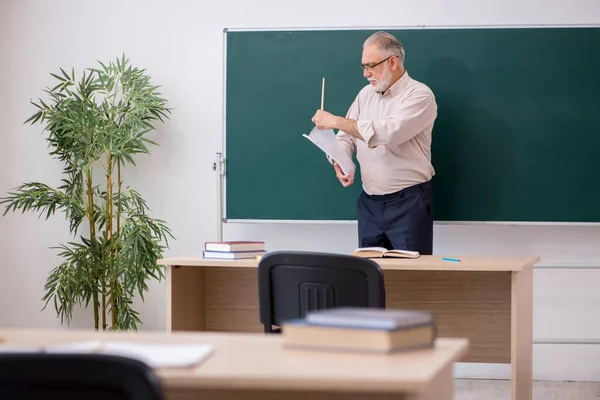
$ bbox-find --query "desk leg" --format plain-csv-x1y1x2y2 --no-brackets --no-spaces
406,364,453,400
511,267,533,400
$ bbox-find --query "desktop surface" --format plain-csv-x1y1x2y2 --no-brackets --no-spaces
0,328,468,393
159,254,540,272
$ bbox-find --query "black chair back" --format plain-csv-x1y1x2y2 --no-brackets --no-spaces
0,353,164,400
258,251,386,333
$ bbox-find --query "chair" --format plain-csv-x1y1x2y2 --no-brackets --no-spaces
0,353,164,400
258,251,386,333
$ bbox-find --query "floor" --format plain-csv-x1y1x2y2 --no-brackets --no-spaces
455,379,600,400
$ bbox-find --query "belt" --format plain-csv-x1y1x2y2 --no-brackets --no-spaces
364,181,430,201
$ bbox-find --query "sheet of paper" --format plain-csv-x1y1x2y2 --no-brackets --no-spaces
100,342,214,368
302,127,355,175
44,340,214,368
45,340,102,354
0,344,42,353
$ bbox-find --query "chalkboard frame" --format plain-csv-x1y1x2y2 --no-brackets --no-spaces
219,24,600,227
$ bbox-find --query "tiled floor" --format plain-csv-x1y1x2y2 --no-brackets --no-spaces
455,379,600,400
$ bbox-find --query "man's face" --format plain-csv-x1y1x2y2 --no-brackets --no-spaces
361,44,393,93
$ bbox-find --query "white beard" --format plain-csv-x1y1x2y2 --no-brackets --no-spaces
370,65,392,93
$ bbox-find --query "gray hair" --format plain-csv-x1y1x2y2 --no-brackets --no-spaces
363,31,405,64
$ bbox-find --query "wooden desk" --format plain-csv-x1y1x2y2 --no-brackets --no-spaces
0,328,468,400
160,254,539,400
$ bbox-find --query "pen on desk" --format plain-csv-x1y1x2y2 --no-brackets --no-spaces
442,257,461,262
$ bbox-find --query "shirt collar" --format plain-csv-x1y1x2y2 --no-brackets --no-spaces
380,70,410,97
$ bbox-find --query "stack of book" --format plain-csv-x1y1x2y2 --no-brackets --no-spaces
202,241,266,259
282,307,436,353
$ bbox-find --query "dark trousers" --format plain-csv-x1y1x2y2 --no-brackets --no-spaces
356,181,434,255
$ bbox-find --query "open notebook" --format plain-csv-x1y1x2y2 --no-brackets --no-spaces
351,247,420,259
0,340,214,369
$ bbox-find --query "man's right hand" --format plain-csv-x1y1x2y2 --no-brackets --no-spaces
333,162,354,187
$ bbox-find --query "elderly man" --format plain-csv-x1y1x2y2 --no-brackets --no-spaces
312,31,438,255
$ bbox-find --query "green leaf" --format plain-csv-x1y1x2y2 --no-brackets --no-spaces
60,67,71,81
24,111,43,125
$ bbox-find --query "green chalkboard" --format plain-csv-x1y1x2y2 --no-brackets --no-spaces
224,27,600,222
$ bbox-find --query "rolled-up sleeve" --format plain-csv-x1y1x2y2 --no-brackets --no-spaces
358,89,437,148
328,98,358,165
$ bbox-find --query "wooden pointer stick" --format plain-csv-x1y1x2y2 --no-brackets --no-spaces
321,77,325,110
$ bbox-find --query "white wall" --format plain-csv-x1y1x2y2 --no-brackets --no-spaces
1,0,599,382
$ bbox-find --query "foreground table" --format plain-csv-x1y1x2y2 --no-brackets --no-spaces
159,254,539,400
0,328,468,400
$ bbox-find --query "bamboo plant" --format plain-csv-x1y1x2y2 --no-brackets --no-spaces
1,55,174,331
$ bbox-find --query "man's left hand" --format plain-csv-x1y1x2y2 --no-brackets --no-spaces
312,110,338,130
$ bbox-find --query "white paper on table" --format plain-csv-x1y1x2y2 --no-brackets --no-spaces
302,127,355,175
44,340,214,368
45,340,102,354
99,342,214,368
0,344,42,353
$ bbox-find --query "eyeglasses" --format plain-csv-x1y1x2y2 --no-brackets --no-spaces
361,55,394,71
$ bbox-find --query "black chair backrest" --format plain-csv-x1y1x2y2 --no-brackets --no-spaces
258,251,386,333
0,353,164,400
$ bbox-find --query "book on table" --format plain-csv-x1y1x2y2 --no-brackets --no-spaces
204,241,264,252
282,307,436,353
202,250,266,259
202,240,266,259
351,247,420,259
